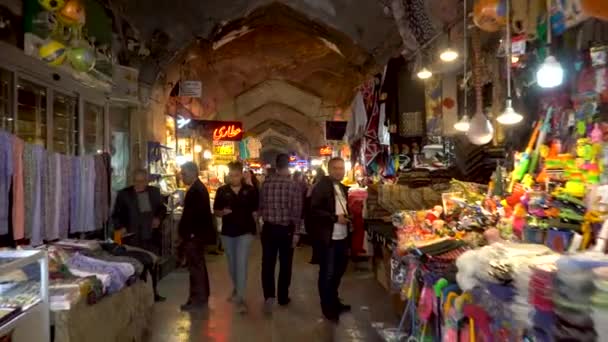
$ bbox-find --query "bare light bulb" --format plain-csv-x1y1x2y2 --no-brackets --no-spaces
497,99,523,125
440,48,459,62
467,111,494,145
454,114,470,132
417,67,432,79
536,55,563,88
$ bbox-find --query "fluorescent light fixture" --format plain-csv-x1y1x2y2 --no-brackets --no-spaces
417,67,432,79
536,55,563,88
497,99,523,125
440,48,459,62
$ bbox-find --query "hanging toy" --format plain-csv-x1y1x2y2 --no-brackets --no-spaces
473,0,507,32
39,40,67,66
39,0,66,11
67,47,96,72
58,0,86,27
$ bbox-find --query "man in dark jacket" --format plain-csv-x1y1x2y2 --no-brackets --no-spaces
112,169,166,301
178,162,215,311
310,157,351,322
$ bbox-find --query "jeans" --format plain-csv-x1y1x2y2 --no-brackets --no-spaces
221,234,254,300
318,238,349,317
261,223,294,303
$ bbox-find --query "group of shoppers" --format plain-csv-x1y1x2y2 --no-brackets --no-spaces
111,154,352,323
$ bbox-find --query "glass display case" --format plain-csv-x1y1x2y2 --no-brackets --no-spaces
52,92,78,155
0,68,13,133
0,249,49,342
16,79,47,146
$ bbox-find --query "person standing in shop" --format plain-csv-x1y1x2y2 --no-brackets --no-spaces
178,162,215,311
112,169,166,302
214,161,258,313
259,154,303,314
310,157,351,322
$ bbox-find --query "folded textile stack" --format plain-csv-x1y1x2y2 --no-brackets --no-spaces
511,254,559,331
66,253,135,294
552,255,605,341
529,262,557,342
592,267,608,338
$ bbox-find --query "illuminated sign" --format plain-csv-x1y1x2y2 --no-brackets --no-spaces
289,156,297,162
213,124,243,141
296,160,308,167
319,146,333,156
176,116,191,129
213,141,235,155
248,162,262,169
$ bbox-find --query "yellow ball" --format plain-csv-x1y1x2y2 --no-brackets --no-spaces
39,40,67,66
38,0,66,11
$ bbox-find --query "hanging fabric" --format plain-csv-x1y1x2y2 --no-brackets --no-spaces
70,156,83,233
25,144,45,246
94,153,110,230
44,153,61,241
11,136,24,240
59,155,71,238
0,132,12,235
82,155,96,232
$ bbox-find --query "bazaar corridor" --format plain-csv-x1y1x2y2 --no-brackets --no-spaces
147,243,394,342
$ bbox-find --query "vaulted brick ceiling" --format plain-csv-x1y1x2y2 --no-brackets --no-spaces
115,0,458,155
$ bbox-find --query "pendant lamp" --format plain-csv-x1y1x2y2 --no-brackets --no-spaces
417,67,432,79
467,26,494,145
497,0,523,125
454,0,470,133
536,0,563,88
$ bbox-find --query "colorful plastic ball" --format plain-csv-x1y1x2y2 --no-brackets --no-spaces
67,47,96,72
39,40,67,66
38,0,66,11
58,0,86,26
473,0,506,32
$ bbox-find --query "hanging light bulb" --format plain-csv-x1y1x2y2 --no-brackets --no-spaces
536,0,563,89
467,111,494,145
454,114,470,132
440,48,459,62
536,55,563,88
497,99,523,125
497,0,523,125
417,67,432,79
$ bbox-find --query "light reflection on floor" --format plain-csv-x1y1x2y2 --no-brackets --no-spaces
147,242,395,342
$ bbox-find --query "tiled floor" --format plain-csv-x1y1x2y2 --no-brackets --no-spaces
147,241,396,342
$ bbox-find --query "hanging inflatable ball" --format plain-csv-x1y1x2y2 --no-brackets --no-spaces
581,0,608,21
473,0,506,32
39,40,67,66
58,0,86,26
39,0,66,11
67,47,96,72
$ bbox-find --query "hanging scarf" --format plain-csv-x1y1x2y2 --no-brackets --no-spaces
0,132,12,235
11,136,24,240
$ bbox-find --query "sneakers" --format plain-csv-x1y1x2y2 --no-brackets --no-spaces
338,302,351,314
263,298,275,314
278,297,291,306
154,294,166,303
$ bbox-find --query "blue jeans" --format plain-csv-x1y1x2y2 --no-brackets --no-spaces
221,234,254,300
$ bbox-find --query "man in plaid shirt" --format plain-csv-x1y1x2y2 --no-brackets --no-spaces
259,153,303,314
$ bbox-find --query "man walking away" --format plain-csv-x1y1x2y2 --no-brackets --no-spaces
112,169,166,302
310,157,351,322
259,154,303,314
178,162,215,311
214,161,258,314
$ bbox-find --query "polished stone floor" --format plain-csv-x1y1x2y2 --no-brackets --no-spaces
147,242,395,342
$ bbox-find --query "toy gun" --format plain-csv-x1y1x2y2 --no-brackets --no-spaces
524,107,554,187
509,122,541,192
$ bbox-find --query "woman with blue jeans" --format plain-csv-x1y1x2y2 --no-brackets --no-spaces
214,161,259,313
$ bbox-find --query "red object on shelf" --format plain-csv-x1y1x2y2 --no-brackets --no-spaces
348,190,368,256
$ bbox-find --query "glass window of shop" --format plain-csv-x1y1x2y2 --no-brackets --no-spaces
109,105,130,195
83,102,104,154
16,79,47,146
52,92,78,154
0,68,14,133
